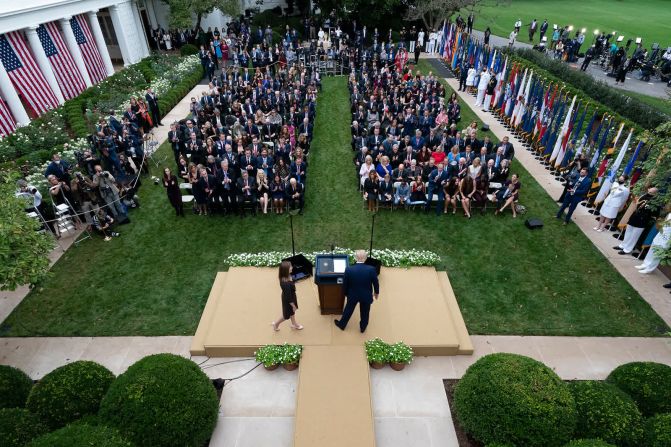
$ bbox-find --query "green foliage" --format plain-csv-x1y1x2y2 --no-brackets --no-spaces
0,172,53,291
453,353,577,447
164,0,240,29
562,440,616,447
0,110,69,163
512,49,666,130
180,43,199,56
387,341,413,364
0,365,33,409
365,338,390,363
280,343,303,364
644,413,671,447
0,408,47,447
27,422,132,447
606,362,671,416
26,361,115,429
570,380,644,446
99,354,218,447
632,122,671,208
255,344,283,367
486,444,517,447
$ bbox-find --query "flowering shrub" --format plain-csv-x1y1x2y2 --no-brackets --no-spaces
254,344,303,367
364,338,390,364
225,248,441,268
387,342,413,364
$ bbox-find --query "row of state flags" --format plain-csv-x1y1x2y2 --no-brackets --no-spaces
0,14,108,136
435,20,648,205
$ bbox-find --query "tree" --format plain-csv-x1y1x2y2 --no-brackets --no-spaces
405,0,481,32
162,0,240,31
0,172,53,291
314,0,402,21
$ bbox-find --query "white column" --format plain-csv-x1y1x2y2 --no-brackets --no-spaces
0,61,30,125
86,10,115,76
24,26,65,104
59,17,93,87
131,1,149,58
109,3,133,66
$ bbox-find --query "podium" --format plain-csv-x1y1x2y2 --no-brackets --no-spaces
314,254,349,315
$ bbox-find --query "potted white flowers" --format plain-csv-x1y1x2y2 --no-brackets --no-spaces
365,338,390,369
255,344,303,371
388,342,414,371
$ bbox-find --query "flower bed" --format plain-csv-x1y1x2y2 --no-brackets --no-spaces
224,248,441,268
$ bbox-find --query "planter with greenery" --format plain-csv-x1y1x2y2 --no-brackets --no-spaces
26,361,115,429
0,365,33,409
570,380,644,446
453,353,577,447
255,344,283,370
365,338,390,369
99,353,218,447
606,361,671,417
387,342,413,371
0,408,47,447
279,343,303,370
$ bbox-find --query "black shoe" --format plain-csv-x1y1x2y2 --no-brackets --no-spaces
613,246,621,250
334,320,344,331
618,250,628,255
663,283,671,289
360,327,366,333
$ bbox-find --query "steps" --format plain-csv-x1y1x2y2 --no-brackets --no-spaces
190,272,228,356
436,271,474,355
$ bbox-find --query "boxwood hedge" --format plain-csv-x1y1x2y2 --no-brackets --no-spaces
606,362,671,416
644,413,671,447
0,365,33,409
28,422,132,447
0,408,47,447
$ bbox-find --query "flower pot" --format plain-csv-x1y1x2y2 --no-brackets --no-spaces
369,361,386,369
264,363,279,371
390,362,406,371
283,362,299,371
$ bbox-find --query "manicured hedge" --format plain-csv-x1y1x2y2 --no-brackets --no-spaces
453,353,577,447
562,440,616,447
180,43,199,56
99,353,218,447
28,422,132,447
0,408,47,447
512,49,667,130
606,362,671,416
570,380,643,446
644,413,671,447
0,365,33,409
26,361,115,429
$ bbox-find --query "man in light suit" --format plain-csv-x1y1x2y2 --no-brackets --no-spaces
335,250,380,333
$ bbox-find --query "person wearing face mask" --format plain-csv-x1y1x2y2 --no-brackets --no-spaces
44,153,71,184
594,176,630,232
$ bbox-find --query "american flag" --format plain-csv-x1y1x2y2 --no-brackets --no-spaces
70,14,107,84
0,31,59,116
0,95,16,136
38,23,86,100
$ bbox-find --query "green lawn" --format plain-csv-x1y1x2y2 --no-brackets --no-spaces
469,0,671,48
1,76,667,337
621,90,671,118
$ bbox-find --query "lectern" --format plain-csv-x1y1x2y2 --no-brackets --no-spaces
314,254,349,315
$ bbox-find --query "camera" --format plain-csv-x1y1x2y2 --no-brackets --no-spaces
103,172,110,178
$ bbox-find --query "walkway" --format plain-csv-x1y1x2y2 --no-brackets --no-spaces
470,29,670,99
427,57,671,328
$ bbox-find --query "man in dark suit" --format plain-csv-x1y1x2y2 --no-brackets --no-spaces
335,250,380,333
168,123,183,163
236,171,257,215
500,136,515,160
556,168,590,224
145,88,162,127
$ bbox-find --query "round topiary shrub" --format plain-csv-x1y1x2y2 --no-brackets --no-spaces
0,408,47,447
453,353,577,447
99,353,219,447
644,413,671,447
26,361,115,429
606,362,671,416
0,365,33,409
180,43,198,56
27,422,132,447
570,380,643,446
563,440,616,447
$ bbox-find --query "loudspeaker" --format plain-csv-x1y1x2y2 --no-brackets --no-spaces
525,218,544,230
282,254,314,281
365,257,382,275
481,123,490,131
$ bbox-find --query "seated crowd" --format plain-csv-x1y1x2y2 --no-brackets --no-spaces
349,63,521,218
163,61,318,217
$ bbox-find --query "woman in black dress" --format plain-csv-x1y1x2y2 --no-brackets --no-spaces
271,261,303,331
163,168,184,217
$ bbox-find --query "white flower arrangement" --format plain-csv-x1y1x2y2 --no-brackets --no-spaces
224,248,441,268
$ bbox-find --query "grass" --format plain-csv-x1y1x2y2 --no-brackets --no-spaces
620,90,671,118
1,75,667,338
469,0,671,48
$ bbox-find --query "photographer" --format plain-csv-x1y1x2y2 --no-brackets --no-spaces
70,172,96,225
44,153,71,184
47,174,76,212
92,164,129,223
91,207,120,242
16,179,57,235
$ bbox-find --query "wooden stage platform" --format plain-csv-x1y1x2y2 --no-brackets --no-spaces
191,266,472,447
191,266,473,357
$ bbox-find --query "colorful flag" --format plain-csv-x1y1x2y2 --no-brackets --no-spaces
38,22,87,100
70,14,107,83
623,141,644,177
0,95,16,136
0,32,59,116
594,130,633,203
549,95,576,164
